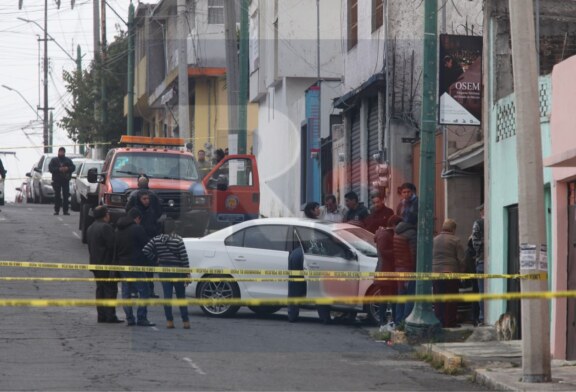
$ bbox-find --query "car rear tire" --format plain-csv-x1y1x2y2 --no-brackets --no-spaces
197,277,240,317
81,203,93,244
248,306,282,315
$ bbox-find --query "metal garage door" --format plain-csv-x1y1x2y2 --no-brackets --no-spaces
367,98,380,197
349,108,361,197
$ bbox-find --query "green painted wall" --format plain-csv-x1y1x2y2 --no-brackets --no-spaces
487,75,552,323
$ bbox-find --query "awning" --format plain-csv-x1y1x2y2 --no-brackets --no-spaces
448,140,484,170
333,72,385,109
544,147,576,167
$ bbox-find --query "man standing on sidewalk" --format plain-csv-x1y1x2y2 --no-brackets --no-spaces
48,147,75,216
0,157,6,212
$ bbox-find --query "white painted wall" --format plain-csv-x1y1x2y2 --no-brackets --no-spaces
251,0,344,218
250,0,343,102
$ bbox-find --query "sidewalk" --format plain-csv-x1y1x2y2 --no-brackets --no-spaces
415,327,576,391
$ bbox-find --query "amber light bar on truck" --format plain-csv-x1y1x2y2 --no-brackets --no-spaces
119,135,185,147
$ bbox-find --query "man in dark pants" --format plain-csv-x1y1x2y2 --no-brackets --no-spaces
126,185,162,298
87,205,123,323
115,208,155,327
287,244,307,322
287,234,331,324
48,147,75,215
0,158,6,212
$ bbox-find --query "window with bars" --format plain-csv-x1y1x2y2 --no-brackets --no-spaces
348,0,358,50
208,0,224,25
372,0,383,32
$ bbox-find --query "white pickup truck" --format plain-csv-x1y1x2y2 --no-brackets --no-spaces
71,159,103,242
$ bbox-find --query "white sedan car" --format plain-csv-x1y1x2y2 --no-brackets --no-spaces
184,217,383,323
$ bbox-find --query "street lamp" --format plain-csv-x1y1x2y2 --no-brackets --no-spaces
2,85,40,120
17,17,76,63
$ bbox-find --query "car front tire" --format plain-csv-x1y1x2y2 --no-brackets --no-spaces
197,277,240,317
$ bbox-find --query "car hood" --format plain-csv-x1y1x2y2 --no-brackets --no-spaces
110,177,203,194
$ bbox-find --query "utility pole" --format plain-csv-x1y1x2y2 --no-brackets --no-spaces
77,45,85,155
43,0,49,153
404,0,441,337
224,0,240,146
177,0,191,145
127,2,135,136
100,0,107,127
508,0,551,383
238,0,249,154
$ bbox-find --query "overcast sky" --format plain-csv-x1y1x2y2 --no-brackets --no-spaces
0,0,130,201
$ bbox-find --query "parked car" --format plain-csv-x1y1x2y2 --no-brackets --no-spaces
70,158,101,212
28,153,83,204
184,217,382,323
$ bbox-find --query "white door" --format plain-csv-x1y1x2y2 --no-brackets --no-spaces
224,224,290,298
294,226,359,301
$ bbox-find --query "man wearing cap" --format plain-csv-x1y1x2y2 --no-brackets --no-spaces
87,205,123,323
125,175,163,298
471,203,485,326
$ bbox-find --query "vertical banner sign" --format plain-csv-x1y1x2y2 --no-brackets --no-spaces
438,34,483,125
306,85,321,203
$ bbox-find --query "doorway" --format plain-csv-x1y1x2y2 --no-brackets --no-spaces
506,205,521,339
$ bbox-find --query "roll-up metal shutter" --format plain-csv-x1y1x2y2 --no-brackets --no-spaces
349,108,361,197
367,98,380,196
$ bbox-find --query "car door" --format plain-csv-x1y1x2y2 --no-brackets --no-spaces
203,156,260,228
224,224,290,298
294,226,359,302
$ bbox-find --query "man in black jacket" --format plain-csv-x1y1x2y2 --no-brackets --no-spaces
48,147,75,215
87,206,123,323
115,208,155,327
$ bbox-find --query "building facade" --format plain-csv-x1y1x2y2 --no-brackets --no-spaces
128,0,258,159
249,0,343,217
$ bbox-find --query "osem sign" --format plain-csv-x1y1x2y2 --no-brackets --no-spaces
438,34,483,126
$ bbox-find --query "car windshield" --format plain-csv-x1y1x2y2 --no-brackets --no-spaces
334,228,378,258
111,152,199,181
81,162,103,176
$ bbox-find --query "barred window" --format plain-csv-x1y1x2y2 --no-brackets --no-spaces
372,0,383,32
348,0,358,50
208,0,224,25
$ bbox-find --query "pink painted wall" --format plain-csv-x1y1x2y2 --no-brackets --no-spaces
549,54,576,359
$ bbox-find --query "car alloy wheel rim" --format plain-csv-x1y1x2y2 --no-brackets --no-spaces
201,281,234,314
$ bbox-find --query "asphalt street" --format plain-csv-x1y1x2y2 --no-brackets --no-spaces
0,203,487,391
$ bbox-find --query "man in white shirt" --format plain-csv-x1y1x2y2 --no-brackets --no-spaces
319,194,347,223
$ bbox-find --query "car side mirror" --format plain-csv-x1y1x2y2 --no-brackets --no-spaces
71,173,78,179
16,187,21,192
87,168,99,183
216,175,228,191
25,172,31,177
33,167,41,173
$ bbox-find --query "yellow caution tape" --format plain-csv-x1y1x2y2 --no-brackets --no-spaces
0,260,547,281
0,290,572,307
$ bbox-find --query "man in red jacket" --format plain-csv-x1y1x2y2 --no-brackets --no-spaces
374,215,403,326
